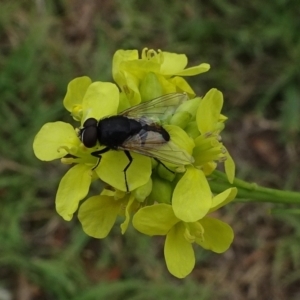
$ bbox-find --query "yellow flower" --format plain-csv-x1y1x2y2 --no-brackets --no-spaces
112,48,210,105
33,47,238,279
63,76,119,123
133,187,237,278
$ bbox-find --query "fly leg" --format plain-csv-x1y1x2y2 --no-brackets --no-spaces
91,147,110,170
123,150,133,192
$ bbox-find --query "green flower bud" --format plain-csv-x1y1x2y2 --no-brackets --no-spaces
139,72,163,101
133,178,153,203
176,97,201,116
157,163,176,182
169,111,191,129
184,121,200,139
148,176,172,204
118,92,131,113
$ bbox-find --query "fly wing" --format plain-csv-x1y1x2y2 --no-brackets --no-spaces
118,130,194,165
120,93,189,123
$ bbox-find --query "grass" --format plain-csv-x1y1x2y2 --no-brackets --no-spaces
0,0,300,299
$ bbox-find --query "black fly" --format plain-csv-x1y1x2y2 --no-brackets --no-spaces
79,93,194,191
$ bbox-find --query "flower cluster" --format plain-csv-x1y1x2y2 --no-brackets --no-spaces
33,48,236,278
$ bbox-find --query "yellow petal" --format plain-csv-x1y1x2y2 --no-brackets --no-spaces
172,166,212,222
165,222,195,278
169,76,195,97
56,164,92,221
112,49,139,82
196,217,234,253
156,74,177,94
33,122,78,161
133,178,153,203
82,81,119,122
78,195,120,238
197,89,223,134
96,151,152,192
224,148,235,183
63,76,92,112
209,188,237,213
202,161,217,175
132,204,179,235
174,63,210,76
122,71,142,105
120,193,137,234
159,52,188,75
112,50,142,105
121,59,160,75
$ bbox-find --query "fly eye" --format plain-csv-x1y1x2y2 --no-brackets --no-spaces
80,118,98,148
81,127,98,148
83,118,98,127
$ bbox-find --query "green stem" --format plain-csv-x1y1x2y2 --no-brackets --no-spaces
210,170,300,204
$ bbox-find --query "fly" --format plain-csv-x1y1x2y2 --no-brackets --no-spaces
79,93,194,191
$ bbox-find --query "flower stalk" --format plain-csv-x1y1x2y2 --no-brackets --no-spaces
210,170,300,204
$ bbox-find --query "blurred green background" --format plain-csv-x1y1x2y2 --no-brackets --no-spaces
1,1,300,299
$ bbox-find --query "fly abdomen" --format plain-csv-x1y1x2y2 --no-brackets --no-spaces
143,124,170,142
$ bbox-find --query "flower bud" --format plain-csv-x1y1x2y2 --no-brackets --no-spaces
169,111,191,129
133,178,153,203
184,121,200,139
118,92,131,113
157,163,176,182
148,176,172,204
139,72,162,101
